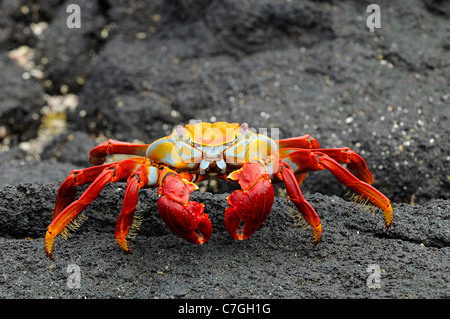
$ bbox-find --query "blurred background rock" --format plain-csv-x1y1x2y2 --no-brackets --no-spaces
0,0,448,204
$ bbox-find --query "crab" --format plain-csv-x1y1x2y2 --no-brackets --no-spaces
44,121,393,260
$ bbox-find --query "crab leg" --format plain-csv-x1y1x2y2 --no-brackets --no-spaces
280,149,393,230
89,139,149,165
276,162,323,244
52,163,114,220
279,147,374,184
115,164,152,253
276,134,320,149
313,148,374,184
45,158,144,260
318,154,393,230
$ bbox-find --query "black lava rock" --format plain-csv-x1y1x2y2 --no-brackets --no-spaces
0,53,45,144
0,0,448,300
0,183,448,298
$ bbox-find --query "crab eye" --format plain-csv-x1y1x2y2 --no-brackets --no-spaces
176,125,185,137
240,122,248,135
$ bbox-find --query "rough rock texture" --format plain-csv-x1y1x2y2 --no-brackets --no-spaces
0,53,45,144
0,0,448,299
0,183,448,298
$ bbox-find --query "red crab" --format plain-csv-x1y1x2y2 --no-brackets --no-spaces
45,122,393,259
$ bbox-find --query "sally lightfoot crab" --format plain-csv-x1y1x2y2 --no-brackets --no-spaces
44,122,393,259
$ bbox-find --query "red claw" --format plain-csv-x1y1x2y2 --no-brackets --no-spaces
225,162,274,240
157,174,212,244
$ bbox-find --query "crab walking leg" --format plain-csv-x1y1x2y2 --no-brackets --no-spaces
157,168,213,244
45,158,143,260
45,169,115,259
278,162,323,244
276,134,320,149
89,139,149,165
282,149,393,230
115,164,153,253
278,147,374,185
53,163,121,220
317,154,393,230
311,148,374,184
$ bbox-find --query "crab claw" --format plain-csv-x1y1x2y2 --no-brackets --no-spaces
157,174,212,244
225,162,274,240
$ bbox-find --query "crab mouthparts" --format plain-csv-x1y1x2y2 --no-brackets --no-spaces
199,157,226,175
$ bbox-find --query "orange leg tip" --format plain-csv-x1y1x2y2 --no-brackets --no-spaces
313,224,323,246
383,205,394,232
44,232,55,260
116,237,132,253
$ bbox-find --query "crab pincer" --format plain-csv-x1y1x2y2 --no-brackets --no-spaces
225,161,274,240
157,173,213,244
